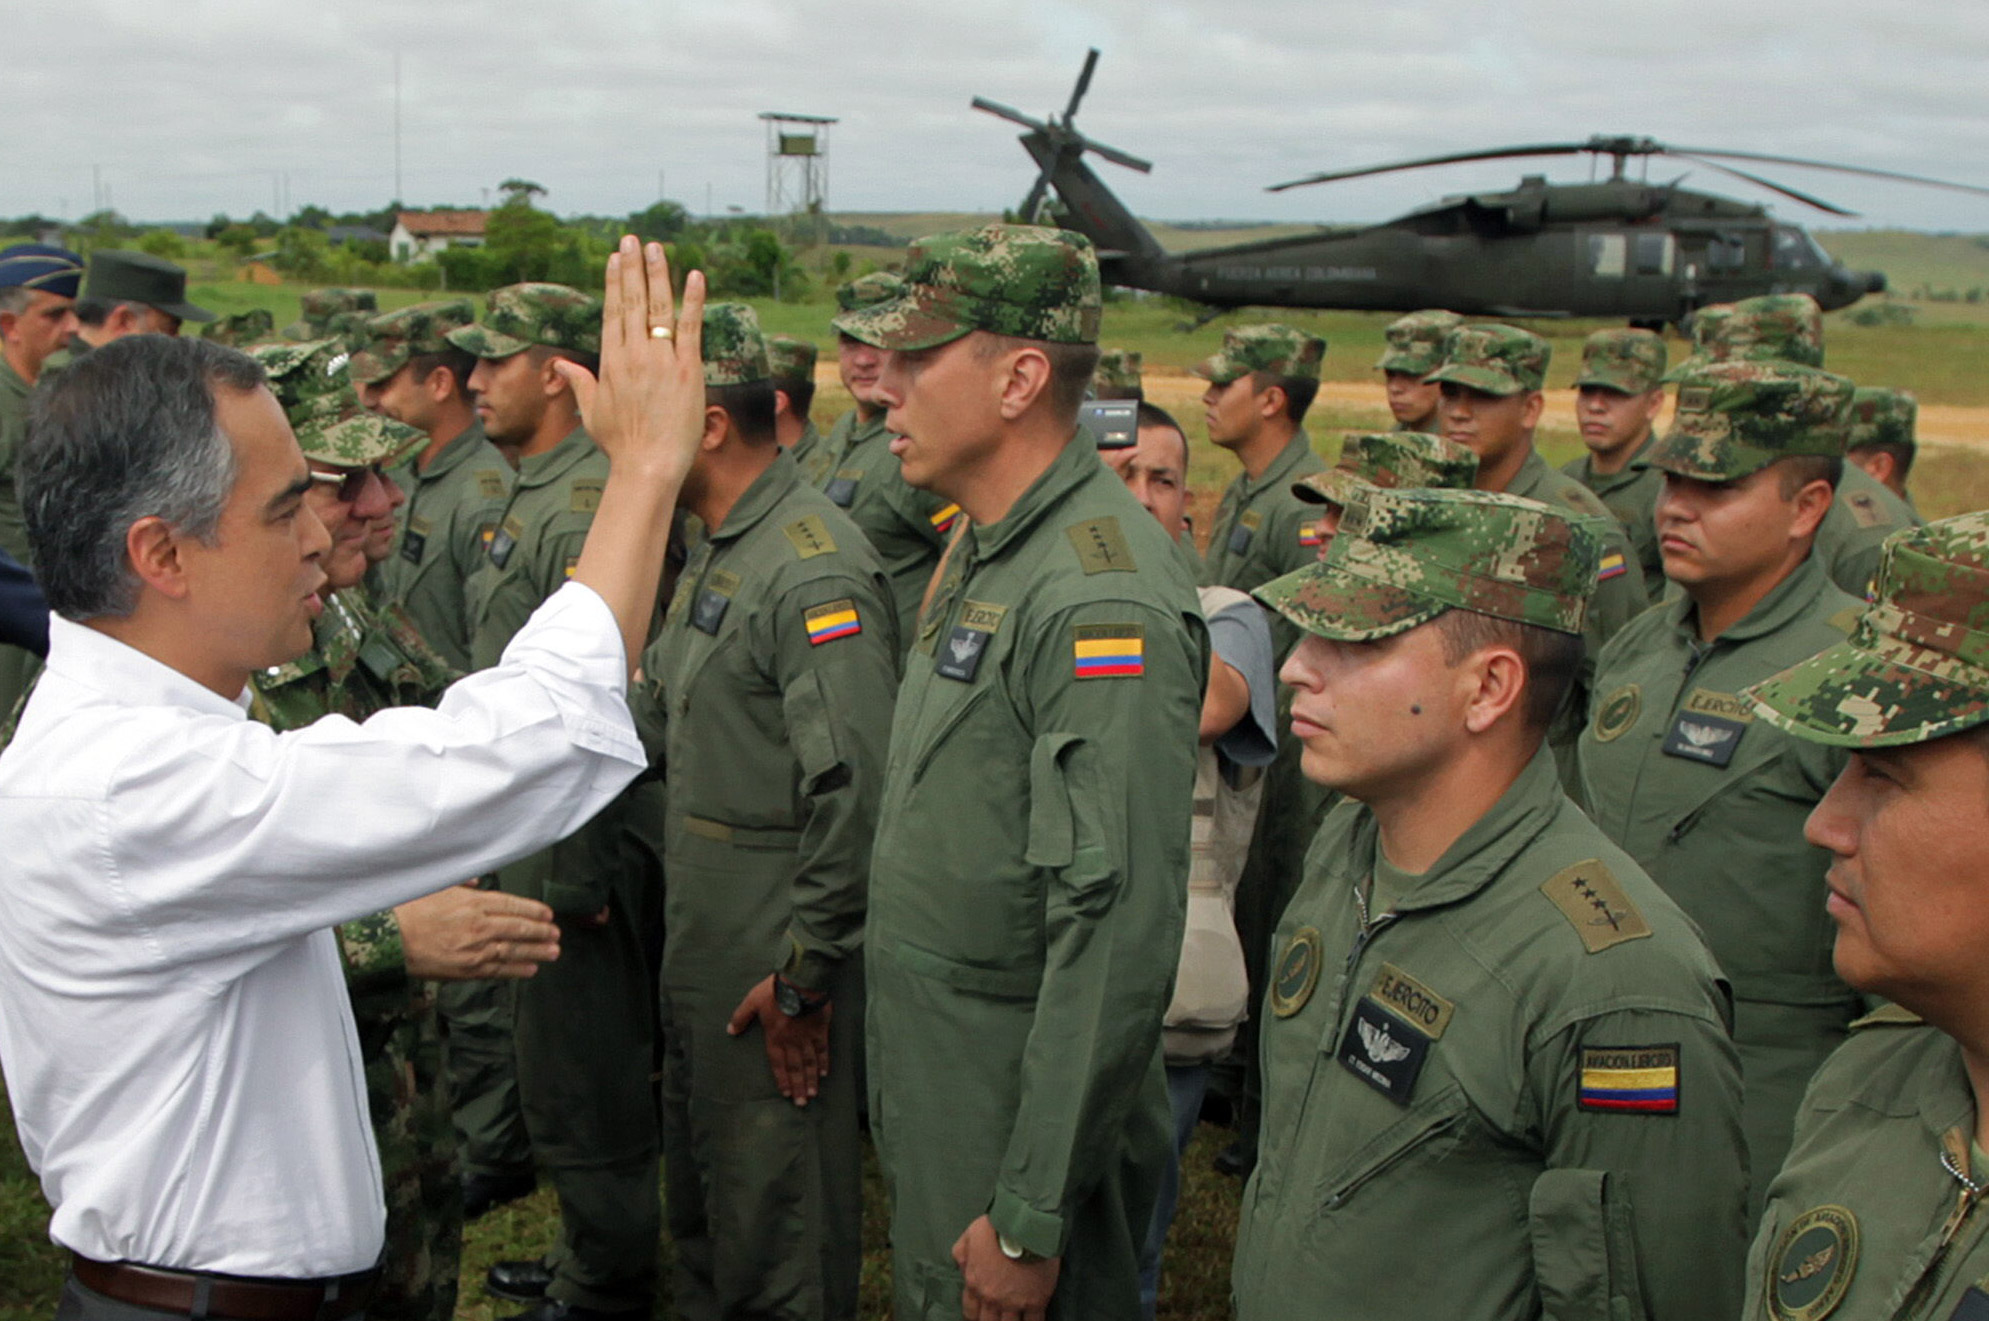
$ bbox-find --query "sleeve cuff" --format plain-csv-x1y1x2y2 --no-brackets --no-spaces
988,1185,1066,1261
336,909,409,997
778,932,842,994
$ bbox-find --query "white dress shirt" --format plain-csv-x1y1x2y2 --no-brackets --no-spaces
0,582,645,1278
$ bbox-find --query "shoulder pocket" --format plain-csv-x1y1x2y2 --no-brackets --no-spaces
782,668,847,795
1024,731,1119,917
1529,1168,1649,1321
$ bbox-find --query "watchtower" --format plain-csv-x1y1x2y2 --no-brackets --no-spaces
760,112,838,244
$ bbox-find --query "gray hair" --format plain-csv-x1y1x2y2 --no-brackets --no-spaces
21,335,261,620
0,287,31,318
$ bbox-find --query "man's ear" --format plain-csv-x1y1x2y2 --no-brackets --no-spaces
125,516,192,601
0,309,18,343
1519,391,1546,430
1460,645,1528,735
701,403,730,452
772,388,795,421
1791,478,1835,540
1255,383,1288,422
996,345,1053,421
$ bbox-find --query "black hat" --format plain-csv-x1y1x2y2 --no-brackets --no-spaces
84,250,214,322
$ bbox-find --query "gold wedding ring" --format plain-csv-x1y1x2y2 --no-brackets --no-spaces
649,325,674,340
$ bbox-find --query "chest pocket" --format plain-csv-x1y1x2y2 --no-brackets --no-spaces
1315,1081,1470,1214
1226,509,1262,557
824,468,861,508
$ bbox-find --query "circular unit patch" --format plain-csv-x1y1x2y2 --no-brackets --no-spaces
1593,684,1642,743
1269,926,1324,1018
1768,1204,1858,1321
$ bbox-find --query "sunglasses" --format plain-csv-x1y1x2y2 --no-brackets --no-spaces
308,464,387,503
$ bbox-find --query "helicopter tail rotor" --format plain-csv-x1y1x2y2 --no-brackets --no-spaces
973,48,1152,224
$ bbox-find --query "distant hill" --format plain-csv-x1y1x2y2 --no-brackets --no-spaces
1815,230,1989,299
829,211,1330,253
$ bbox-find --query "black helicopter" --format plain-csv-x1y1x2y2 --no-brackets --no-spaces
972,51,1989,326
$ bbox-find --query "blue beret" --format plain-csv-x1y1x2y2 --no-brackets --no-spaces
0,244,84,299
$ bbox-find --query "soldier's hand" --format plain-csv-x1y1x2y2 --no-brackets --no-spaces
394,884,561,981
951,1215,1060,1321
553,236,706,487
726,974,831,1106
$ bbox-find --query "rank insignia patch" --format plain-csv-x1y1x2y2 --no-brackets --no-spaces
1578,1045,1679,1114
1541,859,1652,954
805,599,862,646
1073,625,1144,678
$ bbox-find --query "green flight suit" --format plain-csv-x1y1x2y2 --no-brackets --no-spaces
787,418,827,485
1198,430,1331,1170
1233,745,1747,1321
866,436,1207,1320
1745,1010,1989,1321
467,424,664,1312
1815,461,1924,598
631,453,897,1321
1576,552,1862,1210
249,590,462,1321
811,407,957,645
1562,432,1665,588
0,357,40,728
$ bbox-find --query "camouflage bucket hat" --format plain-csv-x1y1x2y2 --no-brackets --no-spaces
1745,513,1989,747
1575,328,1668,393
446,282,602,360
766,334,818,382
202,308,275,348
1425,324,1549,396
283,287,378,341
1092,348,1144,397
1254,487,1601,641
1651,360,1853,482
349,298,477,384
831,224,1101,351
1375,309,1462,375
1294,431,1479,507
835,271,904,314
1846,386,1917,453
248,338,352,420
1671,294,1825,381
1193,324,1326,386
291,390,425,468
701,302,771,387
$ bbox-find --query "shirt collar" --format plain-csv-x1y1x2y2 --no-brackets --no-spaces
45,615,253,719
707,449,800,545
515,425,594,489
412,420,491,483
1238,431,1315,499
1667,550,1833,647
1508,448,1554,499
968,431,1098,560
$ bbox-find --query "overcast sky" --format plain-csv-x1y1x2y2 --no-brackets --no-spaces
6,0,1987,233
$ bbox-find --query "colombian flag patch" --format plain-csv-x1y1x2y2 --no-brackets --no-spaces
1598,552,1628,581
805,599,863,646
930,503,962,534
1578,1045,1679,1114
1073,625,1144,679
1298,520,1325,548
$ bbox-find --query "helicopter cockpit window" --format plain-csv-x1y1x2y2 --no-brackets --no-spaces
1588,233,1628,278
1708,236,1748,271
1772,226,1825,269
1633,233,1674,276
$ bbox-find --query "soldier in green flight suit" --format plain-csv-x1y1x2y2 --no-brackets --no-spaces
839,224,1207,1321
1234,486,1747,1321
810,271,961,643
246,339,564,1321
627,303,898,1321
1845,384,1918,510
456,284,664,1321
353,297,537,1218
1575,359,1866,1214
1563,327,1668,586
767,332,825,470
1375,309,1460,434
1738,511,1989,1321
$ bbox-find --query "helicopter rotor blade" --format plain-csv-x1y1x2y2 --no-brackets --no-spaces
1065,48,1101,122
1266,141,1596,192
1018,169,1053,224
1669,147,1989,199
1085,138,1154,174
971,97,1051,135
1670,154,1859,217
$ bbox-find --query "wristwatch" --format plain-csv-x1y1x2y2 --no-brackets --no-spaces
773,975,830,1018
997,1231,1044,1264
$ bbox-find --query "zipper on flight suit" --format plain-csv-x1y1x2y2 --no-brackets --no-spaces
1895,1131,1988,1317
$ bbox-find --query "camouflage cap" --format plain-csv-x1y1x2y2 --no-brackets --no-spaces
701,302,771,387
283,287,378,341
765,334,818,383
201,308,275,348
446,282,602,360
835,271,904,315
1192,324,1326,386
248,338,352,420
1575,328,1667,393
831,224,1101,350
1664,303,1736,381
291,391,425,468
1375,309,1463,375
1293,431,1479,507
1254,487,1601,640
1673,294,1825,381
1846,386,1917,455
348,298,476,384
1092,348,1144,398
1425,324,1550,396
1745,512,1989,747
1650,360,1853,482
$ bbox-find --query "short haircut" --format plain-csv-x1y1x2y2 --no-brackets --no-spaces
1135,401,1189,469
0,287,31,318
21,336,257,620
972,334,1101,420
1773,453,1843,500
1249,370,1320,424
773,376,816,419
1848,440,1915,483
708,380,778,447
1431,608,1585,735
406,347,477,400
73,296,138,328
526,343,600,380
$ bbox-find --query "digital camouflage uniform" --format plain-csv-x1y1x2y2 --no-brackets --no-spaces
767,333,825,473
1562,328,1668,586
201,307,275,347
1091,348,1143,401
626,304,899,1320
1576,360,1865,1212
456,285,665,1314
1235,488,1747,1321
245,341,462,1321
285,285,378,342
1738,512,1989,1321
1375,308,1460,432
816,271,960,642
841,226,1208,1320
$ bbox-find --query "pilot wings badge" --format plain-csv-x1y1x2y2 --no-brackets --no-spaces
1337,999,1431,1104
1359,1019,1411,1065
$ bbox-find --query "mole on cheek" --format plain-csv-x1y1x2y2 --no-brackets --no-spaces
1410,704,1423,716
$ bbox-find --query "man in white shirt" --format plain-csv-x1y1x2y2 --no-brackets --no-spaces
0,238,706,1321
